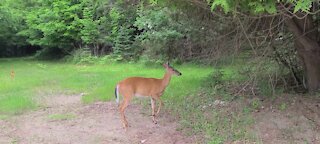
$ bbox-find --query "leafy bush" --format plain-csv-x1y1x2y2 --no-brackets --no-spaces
34,47,65,60
134,7,184,61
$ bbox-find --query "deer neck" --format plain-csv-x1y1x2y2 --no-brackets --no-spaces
161,71,172,89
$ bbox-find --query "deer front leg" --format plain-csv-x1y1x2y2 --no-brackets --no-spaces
155,97,163,115
150,97,157,124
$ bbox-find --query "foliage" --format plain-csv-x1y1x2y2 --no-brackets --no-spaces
105,1,148,60
206,0,314,14
271,35,306,92
205,0,320,92
18,0,83,53
0,0,235,63
0,0,191,61
0,0,30,57
1,0,318,61
79,2,100,46
112,25,136,61
134,6,184,61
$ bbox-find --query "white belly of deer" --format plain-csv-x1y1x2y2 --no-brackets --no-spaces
134,93,149,98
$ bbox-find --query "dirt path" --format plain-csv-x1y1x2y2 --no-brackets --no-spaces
0,94,194,144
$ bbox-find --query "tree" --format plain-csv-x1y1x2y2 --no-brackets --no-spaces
19,0,84,57
0,0,32,57
205,0,320,92
134,6,184,61
78,1,100,55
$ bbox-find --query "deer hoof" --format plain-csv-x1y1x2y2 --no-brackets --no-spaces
153,120,158,124
122,122,129,128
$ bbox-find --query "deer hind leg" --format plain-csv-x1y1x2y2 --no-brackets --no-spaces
119,95,131,129
150,97,157,124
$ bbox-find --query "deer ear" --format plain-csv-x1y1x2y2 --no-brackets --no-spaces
163,63,167,68
163,62,169,68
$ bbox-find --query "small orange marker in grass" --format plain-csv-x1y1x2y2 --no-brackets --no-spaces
10,68,15,79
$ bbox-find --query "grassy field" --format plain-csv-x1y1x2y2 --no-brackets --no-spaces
2,58,318,143
0,58,213,116
1,57,257,143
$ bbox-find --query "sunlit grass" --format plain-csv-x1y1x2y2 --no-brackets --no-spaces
0,58,213,115
0,94,35,114
0,58,257,143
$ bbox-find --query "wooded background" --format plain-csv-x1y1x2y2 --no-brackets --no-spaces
1,0,319,92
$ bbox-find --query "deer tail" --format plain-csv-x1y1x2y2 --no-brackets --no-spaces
115,84,120,104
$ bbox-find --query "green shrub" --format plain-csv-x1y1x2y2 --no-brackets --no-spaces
134,7,184,61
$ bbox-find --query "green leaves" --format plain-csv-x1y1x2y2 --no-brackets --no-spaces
19,0,85,51
207,0,278,14
113,26,136,61
209,0,232,13
134,7,183,61
207,0,315,14
0,0,30,56
248,0,277,14
293,0,313,13
79,5,100,45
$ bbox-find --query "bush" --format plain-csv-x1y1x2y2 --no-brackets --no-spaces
34,47,65,60
134,7,184,61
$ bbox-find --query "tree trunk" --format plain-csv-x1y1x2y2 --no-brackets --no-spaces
285,14,320,92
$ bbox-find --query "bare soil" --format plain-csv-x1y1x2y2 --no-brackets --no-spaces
1,94,320,144
253,95,320,144
0,94,194,144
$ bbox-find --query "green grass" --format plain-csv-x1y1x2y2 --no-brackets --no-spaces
0,58,213,115
0,57,258,143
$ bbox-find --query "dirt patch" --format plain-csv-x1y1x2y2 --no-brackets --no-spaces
253,95,320,143
0,94,194,144
3,93,319,143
